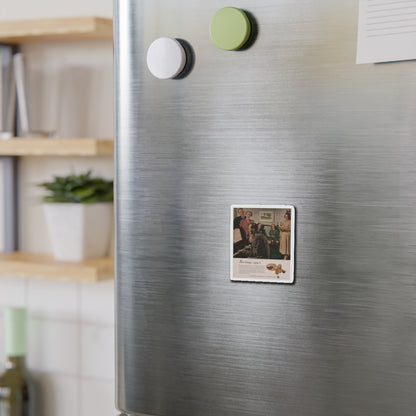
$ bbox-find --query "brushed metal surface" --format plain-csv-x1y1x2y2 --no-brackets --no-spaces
114,1,416,415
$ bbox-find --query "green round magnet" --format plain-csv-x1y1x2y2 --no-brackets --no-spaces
210,7,252,51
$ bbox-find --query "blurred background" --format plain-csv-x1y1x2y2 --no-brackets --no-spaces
0,0,115,415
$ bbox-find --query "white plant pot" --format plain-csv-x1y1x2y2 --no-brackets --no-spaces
43,202,113,262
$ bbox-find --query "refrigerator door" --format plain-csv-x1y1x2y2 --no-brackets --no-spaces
114,0,416,415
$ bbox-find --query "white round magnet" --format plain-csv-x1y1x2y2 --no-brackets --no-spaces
146,37,187,80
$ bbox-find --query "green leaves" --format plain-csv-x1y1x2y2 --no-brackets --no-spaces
39,171,113,204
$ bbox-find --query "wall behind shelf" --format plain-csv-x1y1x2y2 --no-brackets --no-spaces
0,1,115,416
0,0,112,20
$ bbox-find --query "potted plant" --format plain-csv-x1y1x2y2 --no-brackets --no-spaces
39,171,113,262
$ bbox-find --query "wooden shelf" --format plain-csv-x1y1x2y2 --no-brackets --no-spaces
0,252,114,282
0,17,113,44
0,138,113,156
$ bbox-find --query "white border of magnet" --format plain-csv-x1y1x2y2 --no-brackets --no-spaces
230,205,296,284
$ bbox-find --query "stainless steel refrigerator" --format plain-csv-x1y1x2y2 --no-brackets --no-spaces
114,1,416,415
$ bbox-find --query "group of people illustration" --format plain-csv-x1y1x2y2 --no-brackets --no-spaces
233,208,291,260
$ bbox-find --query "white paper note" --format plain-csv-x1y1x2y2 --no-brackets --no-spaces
357,0,416,64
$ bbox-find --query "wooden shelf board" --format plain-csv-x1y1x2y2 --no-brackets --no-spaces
0,252,114,282
0,17,112,44
0,138,113,156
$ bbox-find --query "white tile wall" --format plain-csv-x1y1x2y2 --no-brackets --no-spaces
27,279,78,320
80,379,116,416
0,278,116,415
80,324,114,380
80,280,115,325
28,318,79,375
0,276,27,306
